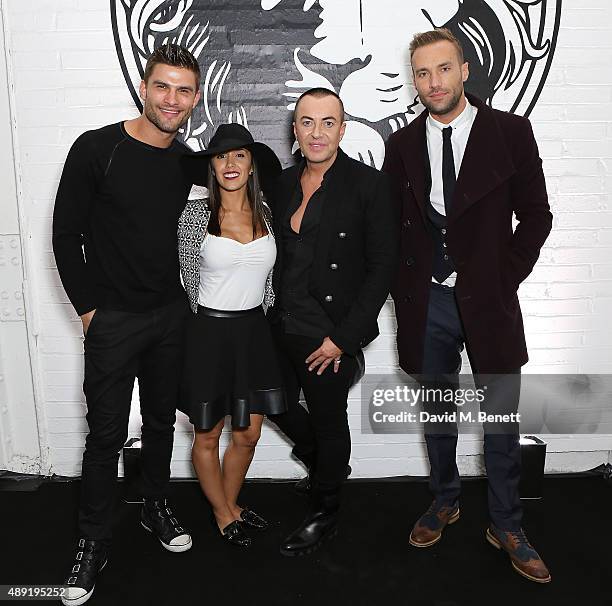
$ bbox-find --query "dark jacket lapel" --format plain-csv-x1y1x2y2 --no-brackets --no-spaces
450,93,516,223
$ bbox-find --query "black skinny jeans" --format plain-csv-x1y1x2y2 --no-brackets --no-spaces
78,297,187,542
269,324,358,493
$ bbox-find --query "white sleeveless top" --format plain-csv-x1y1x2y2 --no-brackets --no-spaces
197,233,276,311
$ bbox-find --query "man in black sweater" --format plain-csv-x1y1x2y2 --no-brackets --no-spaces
53,44,201,606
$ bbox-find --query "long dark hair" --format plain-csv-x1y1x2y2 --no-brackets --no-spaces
206,154,271,238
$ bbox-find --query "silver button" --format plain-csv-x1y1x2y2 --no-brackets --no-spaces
443,254,449,261
338,232,346,238
441,228,447,235
330,263,338,270
443,242,447,248
324,295,333,302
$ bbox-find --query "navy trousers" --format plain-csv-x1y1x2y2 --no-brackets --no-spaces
419,282,522,531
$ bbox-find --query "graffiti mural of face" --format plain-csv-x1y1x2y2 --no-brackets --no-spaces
411,40,469,122
293,94,346,168
304,0,460,122
113,0,559,167
139,63,201,135
270,0,464,165
268,0,556,167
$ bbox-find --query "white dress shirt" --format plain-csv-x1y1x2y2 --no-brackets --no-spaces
426,99,478,287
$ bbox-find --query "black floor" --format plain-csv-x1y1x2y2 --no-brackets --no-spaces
1,476,609,606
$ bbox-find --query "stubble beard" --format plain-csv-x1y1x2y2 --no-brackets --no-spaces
420,86,463,118
144,101,190,135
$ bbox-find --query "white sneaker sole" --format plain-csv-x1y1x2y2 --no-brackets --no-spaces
60,560,107,606
141,521,193,552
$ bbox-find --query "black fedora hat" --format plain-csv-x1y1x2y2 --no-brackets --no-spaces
181,123,282,189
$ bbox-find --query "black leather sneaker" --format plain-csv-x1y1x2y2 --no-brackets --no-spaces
141,498,192,552
61,539,108,606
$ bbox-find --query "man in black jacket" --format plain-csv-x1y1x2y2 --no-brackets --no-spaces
52,44,200,605
268,88,399,556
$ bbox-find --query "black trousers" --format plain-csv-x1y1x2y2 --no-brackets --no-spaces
269,324,359,493
419,282,522,531
78,297,188,542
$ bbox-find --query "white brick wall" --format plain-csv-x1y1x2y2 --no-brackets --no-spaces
3,0,611,479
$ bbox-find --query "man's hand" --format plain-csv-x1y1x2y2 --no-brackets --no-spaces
81,309,96,335
305,337,343,375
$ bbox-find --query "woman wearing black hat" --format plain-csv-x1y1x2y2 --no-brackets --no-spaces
178,123,285,547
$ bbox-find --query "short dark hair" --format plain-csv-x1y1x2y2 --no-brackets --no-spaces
143,43,201,89
409,28,464,64
293,87,345,122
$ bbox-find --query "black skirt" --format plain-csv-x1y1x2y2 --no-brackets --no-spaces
179,305,286,430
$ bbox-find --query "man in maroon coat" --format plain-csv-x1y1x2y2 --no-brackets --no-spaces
383,29,552,583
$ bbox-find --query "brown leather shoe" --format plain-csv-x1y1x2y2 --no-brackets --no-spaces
486,525,551,583
409,501,460,548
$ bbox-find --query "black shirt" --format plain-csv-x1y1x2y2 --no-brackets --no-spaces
278,163,335,339
52,122,191,315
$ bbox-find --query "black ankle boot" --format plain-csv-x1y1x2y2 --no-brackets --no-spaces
280,487,340,557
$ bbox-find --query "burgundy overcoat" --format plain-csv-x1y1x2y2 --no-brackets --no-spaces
382,93,552,373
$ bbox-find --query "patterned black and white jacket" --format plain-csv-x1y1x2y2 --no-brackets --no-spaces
177,197,275,314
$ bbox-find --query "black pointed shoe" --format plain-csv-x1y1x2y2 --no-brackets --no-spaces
141,498,192,552
239,506,269,530
61,539,108,606
280,488,340,557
